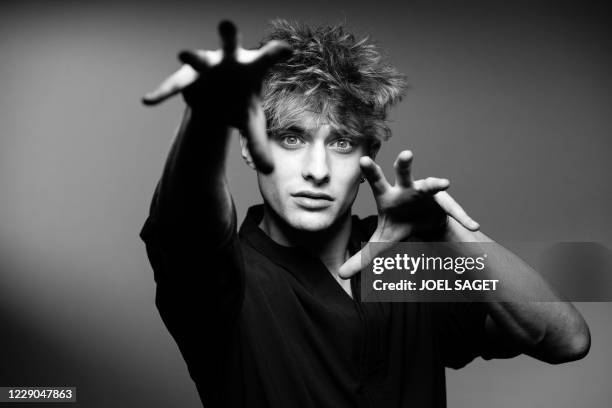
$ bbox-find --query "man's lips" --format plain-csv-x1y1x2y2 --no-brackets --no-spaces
291,191,334,201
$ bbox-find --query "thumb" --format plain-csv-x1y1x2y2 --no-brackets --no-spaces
339,240,399,279
338,251,364,279
339,244,377,279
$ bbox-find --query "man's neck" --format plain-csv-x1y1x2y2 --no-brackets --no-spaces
258,204,352,275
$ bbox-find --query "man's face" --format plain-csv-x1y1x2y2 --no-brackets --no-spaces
255,113,368,232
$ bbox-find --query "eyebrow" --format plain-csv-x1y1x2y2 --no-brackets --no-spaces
286,126,306,135
329,130,364,141
270,125,306,136
273,125,363,141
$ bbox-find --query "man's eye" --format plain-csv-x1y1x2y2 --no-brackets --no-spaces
279,135,305,149
330,138,355,153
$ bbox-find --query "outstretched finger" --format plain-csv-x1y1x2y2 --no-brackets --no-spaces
142,64,198,106
339,241,396,279
360,156,391,196
243,98,274,174
253,40,293,72
414,177,450,195
394,150,413,188
219,20,239,57
434,191,480,231
178,50,213,72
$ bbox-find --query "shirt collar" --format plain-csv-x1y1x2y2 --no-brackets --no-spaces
239,204,376,296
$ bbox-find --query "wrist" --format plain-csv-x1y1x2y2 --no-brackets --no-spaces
185,105,231,132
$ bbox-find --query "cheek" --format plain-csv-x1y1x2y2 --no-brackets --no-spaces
269,146,300,176
257,173,281,200
266,149,304,188
257,158,297,200
332,159,362,193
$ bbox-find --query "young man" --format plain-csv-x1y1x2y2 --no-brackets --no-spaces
140,20,590,408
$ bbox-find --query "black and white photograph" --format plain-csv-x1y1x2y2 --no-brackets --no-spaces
0,0,610,407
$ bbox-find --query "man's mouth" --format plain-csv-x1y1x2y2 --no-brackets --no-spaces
291,191,334,201
291,191,334,210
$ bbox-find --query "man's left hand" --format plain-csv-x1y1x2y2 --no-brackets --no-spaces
339,150,480,279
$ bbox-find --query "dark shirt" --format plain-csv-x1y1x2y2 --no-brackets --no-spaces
141,203,491,408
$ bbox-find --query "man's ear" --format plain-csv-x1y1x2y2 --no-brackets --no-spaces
239,133,256,170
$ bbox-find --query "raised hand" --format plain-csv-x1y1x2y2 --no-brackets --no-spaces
339,150,480,278
142,20,292,174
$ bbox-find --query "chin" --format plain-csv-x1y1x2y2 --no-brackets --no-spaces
286,210,337,232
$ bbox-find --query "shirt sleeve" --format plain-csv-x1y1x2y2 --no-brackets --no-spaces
139,184,245,379
431,302,493,369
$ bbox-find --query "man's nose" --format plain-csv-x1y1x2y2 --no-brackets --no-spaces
302,143,330,185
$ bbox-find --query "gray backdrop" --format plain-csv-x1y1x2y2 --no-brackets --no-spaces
0,0,610,407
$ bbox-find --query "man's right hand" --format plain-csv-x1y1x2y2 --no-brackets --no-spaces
142,20,292,174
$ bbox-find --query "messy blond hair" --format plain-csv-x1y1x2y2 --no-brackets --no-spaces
260,20,408,148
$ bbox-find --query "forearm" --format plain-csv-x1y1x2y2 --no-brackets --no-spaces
153,106,235,239
442,216,591,363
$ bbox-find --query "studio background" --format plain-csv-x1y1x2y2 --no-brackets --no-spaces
0,0,610,407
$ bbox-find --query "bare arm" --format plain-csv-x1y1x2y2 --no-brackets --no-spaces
444,217,591,364
340,149,590,364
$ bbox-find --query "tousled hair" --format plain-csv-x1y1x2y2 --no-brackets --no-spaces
260,19,408,147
